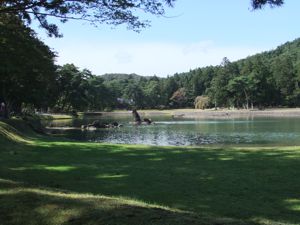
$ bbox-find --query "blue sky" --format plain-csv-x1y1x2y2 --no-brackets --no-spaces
37,0,300,77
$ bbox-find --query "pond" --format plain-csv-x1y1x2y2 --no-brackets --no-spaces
44,115,300,146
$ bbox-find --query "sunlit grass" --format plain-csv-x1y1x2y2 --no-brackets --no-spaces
0,178,228,225
1,120,300,224
0,121,32,144
39,114,74,120
10,165,77,172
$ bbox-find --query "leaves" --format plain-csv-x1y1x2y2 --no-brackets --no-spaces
0,14,57,112
1,0,175,37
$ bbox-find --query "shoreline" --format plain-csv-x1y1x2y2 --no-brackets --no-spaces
171,108,300,119
41,108,300,120
104,108,300,119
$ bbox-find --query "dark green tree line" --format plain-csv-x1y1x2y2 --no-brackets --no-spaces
98,38,300,110
0,0,292,114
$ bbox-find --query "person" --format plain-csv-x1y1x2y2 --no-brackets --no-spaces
132,109,141,124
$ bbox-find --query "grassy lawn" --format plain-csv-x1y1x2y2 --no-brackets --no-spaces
1,120,300,225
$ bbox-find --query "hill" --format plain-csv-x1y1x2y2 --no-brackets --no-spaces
99,38,300,109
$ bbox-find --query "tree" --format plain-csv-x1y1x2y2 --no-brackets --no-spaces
1,0,175,37
123,83,145,108
0,14,57,114
87,75,115,110
170,88,187,108
251,0,284,9
162,77,178,107
227,75,251,109
1,0,285,37
194,96,210,109
207,58,238,108
292,62,300,106
144,80,162,108
272,55,296,106
191,69,205,96
56,64,90,111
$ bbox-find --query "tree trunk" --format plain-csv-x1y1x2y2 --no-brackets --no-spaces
243,89,249,109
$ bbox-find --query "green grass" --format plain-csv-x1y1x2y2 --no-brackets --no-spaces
1,120,300,225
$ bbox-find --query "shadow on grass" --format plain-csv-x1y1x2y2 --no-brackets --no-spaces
0,179,250,225
1,140,300,224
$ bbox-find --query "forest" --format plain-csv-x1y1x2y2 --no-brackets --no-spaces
1,13,300,114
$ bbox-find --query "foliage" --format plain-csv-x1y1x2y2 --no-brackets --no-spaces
123,83,145,108
251,0,284,9
0,14,57,114
83,38,300,110
3,10,300,113
0,0,175,37
55,64,90,112
55,64,115,112
0,0,285,37
3,33,300,113
0,0,292,114
170,88,187,108
194,96,210,109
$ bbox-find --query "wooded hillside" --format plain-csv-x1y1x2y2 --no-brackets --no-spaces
101,38,300,109
1,15,300,113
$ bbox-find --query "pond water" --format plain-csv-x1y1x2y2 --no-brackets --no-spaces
44,115,300,146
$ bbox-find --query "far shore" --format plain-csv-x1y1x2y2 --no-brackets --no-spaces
102,108,300,119
40,108,300,120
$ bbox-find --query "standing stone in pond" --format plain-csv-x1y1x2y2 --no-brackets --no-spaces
132,109,141,124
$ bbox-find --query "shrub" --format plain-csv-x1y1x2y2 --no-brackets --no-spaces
194,96,210,109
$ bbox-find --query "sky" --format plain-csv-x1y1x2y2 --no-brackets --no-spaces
37,0,300,77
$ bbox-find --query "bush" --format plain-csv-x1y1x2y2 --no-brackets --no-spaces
194,96,210,109
104,107,113,112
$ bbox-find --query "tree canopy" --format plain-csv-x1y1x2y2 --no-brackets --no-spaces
0,0,175,37
0,0,285,37
0,14,57,113
251,0,284,9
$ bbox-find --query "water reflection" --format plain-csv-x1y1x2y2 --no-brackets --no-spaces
44,116,300,146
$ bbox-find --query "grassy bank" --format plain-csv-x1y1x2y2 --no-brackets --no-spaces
39,114,75,120
1,120,300,225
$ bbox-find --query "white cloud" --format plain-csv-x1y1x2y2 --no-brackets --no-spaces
52,40,266,77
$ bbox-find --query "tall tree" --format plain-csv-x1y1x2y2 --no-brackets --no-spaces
162,77,178,107
144,80,162,108
56,64,90,111
207,58,238,108
123,83,145,109
272,55,296,106
87,75,115,110
0,14,57,114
